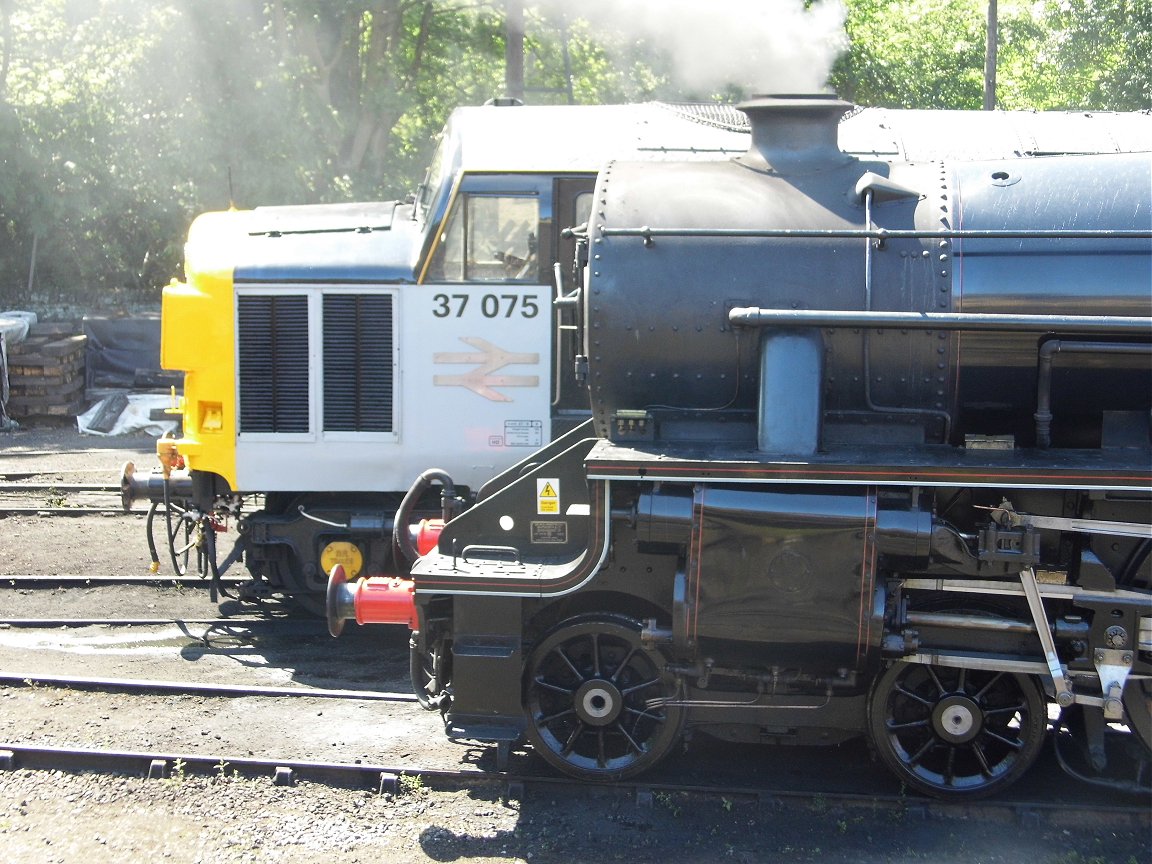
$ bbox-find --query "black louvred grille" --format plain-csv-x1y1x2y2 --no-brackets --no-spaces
323,294,394,432
237,295,309,433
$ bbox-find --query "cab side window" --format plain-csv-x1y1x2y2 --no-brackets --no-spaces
428,195,539,282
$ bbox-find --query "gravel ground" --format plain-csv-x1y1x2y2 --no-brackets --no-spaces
3,764,1146,864
2,425,1150,863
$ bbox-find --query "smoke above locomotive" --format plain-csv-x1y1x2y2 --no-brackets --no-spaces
553,0,848,94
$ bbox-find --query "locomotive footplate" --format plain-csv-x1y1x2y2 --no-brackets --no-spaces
585,440,1152,491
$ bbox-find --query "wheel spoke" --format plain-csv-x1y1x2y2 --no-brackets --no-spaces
621,675,661,697
894,683,934,707
887,718,931,731
980,727,1025,750
534,676,577,697
597,728,606,767
943,743,957,786
926,666,948,696
970,740,993,776
982,701,1026,717
611,646,639,684
973,672,1005,701
618,722,644,756
590,633,602,678
560,720,586,756
554,646,583,681
907,737,935,766
539,707,578,728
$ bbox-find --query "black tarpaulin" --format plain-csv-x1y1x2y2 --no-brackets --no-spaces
83,315,161,389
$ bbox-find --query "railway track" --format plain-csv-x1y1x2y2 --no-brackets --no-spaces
0,505,132,516
0,483,121,492
0,481,126,515
2,573,248,588
1,661,1146,814
0,614,303,627
0,670,418,702
0,739,1147,829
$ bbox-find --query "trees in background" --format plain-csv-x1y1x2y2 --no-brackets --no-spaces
834,0,1151,110
0,0,1147,308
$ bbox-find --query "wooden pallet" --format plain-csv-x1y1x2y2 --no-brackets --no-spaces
4,323,88,419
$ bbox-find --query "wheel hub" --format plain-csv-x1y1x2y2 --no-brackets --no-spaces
931,694,983,744
574,678,623,726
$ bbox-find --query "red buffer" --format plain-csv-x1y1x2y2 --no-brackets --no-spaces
325,518,444,636
415,518,444,556
326,565,416,636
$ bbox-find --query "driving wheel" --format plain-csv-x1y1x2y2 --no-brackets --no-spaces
523,614,683,781
868,661,1046,799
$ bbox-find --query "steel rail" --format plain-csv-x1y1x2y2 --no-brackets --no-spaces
0,616,314,628
0,671,417,703
0,741,1146,826
1,573,246,585
0,505,136,516
0,483,120,493
1,469,143,480
0,741,478,790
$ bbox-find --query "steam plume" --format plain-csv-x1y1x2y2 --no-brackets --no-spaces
548,0,848,95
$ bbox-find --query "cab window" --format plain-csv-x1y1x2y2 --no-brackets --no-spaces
428,195,539,282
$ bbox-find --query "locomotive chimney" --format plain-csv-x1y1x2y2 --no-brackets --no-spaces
737,94,853,171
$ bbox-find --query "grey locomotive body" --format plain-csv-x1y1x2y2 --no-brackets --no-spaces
334,96,1151,799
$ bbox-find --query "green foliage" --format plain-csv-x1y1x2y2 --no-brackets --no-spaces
832,0,990,108
832,0,1152,110
0,1,1146,309
996,0,1152,110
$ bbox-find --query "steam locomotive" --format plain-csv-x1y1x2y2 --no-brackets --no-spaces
123,99,1152,615
329,95,1152,799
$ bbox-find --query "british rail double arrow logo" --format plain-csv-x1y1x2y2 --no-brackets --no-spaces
433,337,540,402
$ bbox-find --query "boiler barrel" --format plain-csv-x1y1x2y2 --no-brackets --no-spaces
585,151,1151,448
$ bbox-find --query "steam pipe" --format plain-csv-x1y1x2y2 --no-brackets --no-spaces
1034,340,1152,447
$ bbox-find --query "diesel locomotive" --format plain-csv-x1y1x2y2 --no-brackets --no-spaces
329,95,1152,799
124,99,1152,615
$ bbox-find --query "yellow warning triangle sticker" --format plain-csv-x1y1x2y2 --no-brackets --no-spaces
539,482,558,498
